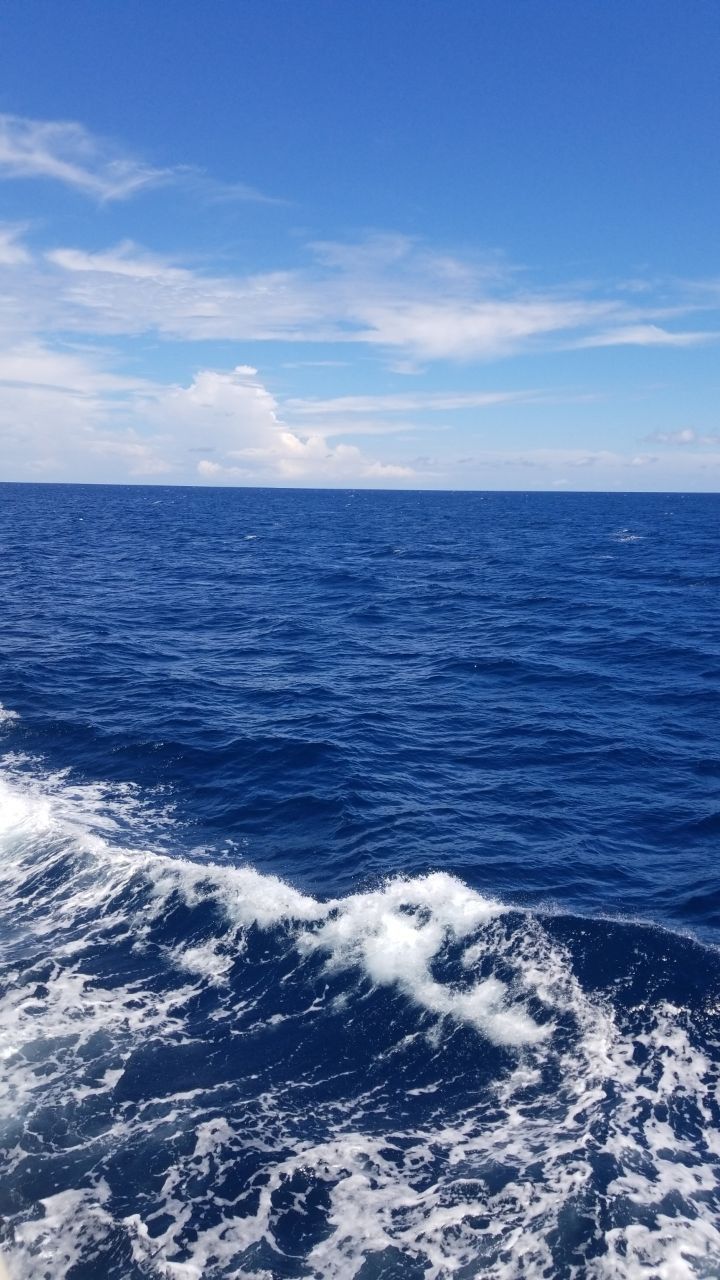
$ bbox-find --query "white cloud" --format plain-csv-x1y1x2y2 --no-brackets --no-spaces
0,355,416,485
645,427,720,446
0,342,171,480
577,323,718,349
42,242,327,340
0,114,170,201
354,298,621,360
0,225,713,368
286,390,537,414
142,366,416,483
0,341,149,394
652,427,698,444
30,237,624,357
197,437,414,484
3,344,719,490
1,160,720,490
44,234,716,363
443,446,720,486
0,112,718,374
48,242,190,283
0,114,279,206
0,223,30,265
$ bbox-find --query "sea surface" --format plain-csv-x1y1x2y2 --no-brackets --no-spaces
0,482,718,1280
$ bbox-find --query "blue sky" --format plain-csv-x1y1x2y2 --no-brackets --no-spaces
0,0,719,489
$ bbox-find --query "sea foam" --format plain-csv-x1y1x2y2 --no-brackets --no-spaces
1,738,719,1279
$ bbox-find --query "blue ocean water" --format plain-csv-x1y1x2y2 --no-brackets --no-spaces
0,482,718,1279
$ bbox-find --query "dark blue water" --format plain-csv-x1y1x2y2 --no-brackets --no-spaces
0,483,718,1279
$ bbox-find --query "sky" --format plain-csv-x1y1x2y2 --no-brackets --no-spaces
0,0,719,491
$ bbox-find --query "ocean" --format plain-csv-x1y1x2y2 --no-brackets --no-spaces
0,482,718,1279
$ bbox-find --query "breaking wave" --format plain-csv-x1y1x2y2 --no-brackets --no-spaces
1,738,719,1279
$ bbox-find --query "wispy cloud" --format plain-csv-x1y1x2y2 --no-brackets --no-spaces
180,169,288,207
47,242,190,283
354,298,621,360
576,323,718,349
33,232,720,362
0,114,281,206
286,390,538,415
41,241,326,339
0,341,151,395
1,116,718,369
644,427,720,446
0,114,171,201
399,444,720,490
0,223,30,265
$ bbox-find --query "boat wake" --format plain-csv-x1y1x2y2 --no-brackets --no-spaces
1,723,719,1278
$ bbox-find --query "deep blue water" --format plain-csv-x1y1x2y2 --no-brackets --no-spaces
0,483,718,1279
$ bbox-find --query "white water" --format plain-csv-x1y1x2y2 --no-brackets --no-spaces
0,710,719,1279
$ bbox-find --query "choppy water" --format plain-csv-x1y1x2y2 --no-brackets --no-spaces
0,483,718,1279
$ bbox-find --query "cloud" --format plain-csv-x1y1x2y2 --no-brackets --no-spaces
353,298,620,360
41,231,718,363
0,114,171,201
0,371,134,479
645,427,720,446
198,438,414,484
1,112,718,368
0,355,416,485
0,341,170,478
414,445,718,490
48,242,190,283
576,323,718,349
0,223,30,265
42,241,327,340
180,169,287,207
32,236,616,356
0,341,149,394
141,366,416,483
3,343,719,490
0,114,279,206
0,222,713,366
286,390,538,414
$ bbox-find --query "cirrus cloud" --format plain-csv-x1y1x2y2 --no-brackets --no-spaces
0,114,171,201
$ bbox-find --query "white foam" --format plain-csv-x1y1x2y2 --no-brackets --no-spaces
0,764,549,1047
611,528,644,543
298,874,548,1045
8,1185,114,1280
1,760,719,1279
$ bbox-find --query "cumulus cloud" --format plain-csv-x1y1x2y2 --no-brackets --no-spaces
197,442,413,484
140,366,416,483
0,356,416,485
2,343,719,490
1,110,720,493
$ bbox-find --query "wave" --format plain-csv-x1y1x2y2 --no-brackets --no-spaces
1,720,719,1278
